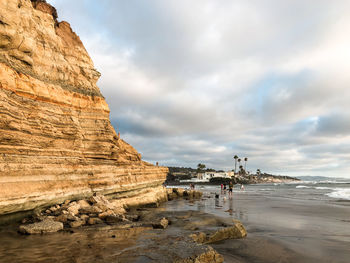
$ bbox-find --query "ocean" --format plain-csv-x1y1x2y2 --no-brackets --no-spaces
170,176,350,202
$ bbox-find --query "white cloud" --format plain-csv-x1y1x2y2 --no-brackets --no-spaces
49,0,350,177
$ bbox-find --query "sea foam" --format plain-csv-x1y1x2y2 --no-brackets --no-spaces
326,188,350,200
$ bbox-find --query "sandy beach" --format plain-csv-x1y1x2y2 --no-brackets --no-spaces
166,183,350,263
0,182,349,263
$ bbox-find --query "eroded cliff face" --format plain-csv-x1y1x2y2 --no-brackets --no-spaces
0,0,168,215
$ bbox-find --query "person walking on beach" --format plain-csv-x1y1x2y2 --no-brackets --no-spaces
229,181,233,198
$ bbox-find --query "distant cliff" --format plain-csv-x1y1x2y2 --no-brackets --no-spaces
0,0,167,215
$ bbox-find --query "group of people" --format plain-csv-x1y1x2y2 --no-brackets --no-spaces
220,182,245,198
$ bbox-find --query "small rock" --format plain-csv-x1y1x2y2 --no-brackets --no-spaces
80,214,89,222
55,214,68,223
67,214,79,221
98,210,115,219
49,206,57,212
80,205,102,215
69,220,85,228
87,217,103,225
77,200,91,209
67,203,80,216
104,214,125,224
125,214,140,222
62,210,68,215
19,219,63,234
152,217,169,229
190,232,207,243
89,194,115,212
45,209,51,214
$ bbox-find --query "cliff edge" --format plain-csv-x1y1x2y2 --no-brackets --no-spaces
0,0,168,215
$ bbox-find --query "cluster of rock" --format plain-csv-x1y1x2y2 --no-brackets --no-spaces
18,188,202,235
166,188,203,200
16,189,247,263
19,194,127,234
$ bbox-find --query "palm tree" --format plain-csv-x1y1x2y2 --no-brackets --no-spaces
197,163,206,173
233,155,238,173
244,157,248,171
256,169,261,176
238,158,241,171
239,165,244,175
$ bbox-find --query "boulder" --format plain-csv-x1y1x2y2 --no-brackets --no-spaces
19,219,63,234
190,221,247,244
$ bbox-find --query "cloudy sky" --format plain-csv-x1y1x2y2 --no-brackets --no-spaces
48,0,350,177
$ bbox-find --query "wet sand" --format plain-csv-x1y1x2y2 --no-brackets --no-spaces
0,186,349,263
165,187,350,263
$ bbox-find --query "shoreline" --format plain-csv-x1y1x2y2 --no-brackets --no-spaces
164,184,350,263
1,184,349,262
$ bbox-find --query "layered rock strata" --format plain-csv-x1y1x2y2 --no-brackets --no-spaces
0,0,167,215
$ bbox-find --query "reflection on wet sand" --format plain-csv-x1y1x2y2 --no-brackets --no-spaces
0,226,152,263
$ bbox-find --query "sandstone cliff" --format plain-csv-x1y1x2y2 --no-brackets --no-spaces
0,0,168,215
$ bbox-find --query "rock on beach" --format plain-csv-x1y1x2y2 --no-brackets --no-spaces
19,219,63,234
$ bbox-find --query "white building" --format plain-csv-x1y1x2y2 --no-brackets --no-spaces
180,171,234,183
